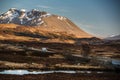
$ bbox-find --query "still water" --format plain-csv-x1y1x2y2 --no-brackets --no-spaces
0,70,104,75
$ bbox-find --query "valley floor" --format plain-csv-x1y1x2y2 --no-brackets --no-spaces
0,40,120,80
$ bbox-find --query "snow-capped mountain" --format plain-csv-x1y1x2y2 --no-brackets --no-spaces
0,8,51,26
104,35,120,40
0,8,92,41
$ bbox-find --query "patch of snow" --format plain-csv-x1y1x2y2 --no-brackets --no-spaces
38,18,41,21
86,71,91,74
32,9,38,11
9,8,16,11
27,17,32,21
37,21,44,25
41,14,47,17
109,34,120,38
41,47,47,52
105,34,120,40
57,16,66,20
20,19,23,24
5,11,12,15
57,16,60,19
20,9,26,12
20,13,26,19
41,13,51,17
46,13,51,16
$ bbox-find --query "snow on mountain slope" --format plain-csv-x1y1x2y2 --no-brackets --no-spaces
0,8,51,26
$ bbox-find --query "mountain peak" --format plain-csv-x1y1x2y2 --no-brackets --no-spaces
20,9,26,12
0,8,51,26
9,8,17,11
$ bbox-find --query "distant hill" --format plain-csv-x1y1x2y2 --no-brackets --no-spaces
104,35,120,40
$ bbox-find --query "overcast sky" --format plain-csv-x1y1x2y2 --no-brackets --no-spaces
0,0,120,37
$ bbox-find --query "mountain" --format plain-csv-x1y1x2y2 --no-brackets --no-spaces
104,35,120,40
0,8,51,26
0,8,92,43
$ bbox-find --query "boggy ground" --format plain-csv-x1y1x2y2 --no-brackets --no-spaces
0,40,120,70
0,73,119,80
0,40,120,80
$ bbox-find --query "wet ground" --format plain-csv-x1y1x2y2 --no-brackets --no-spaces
0,41,120,80
0,72,119,80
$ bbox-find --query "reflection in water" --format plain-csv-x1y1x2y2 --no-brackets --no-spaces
112,59,120,65
0,70,77,75
0,70,29,75
0,70,104,75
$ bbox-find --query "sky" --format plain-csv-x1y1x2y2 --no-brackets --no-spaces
0,0,120,37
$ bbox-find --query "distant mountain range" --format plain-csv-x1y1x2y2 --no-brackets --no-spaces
104,35,120,40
